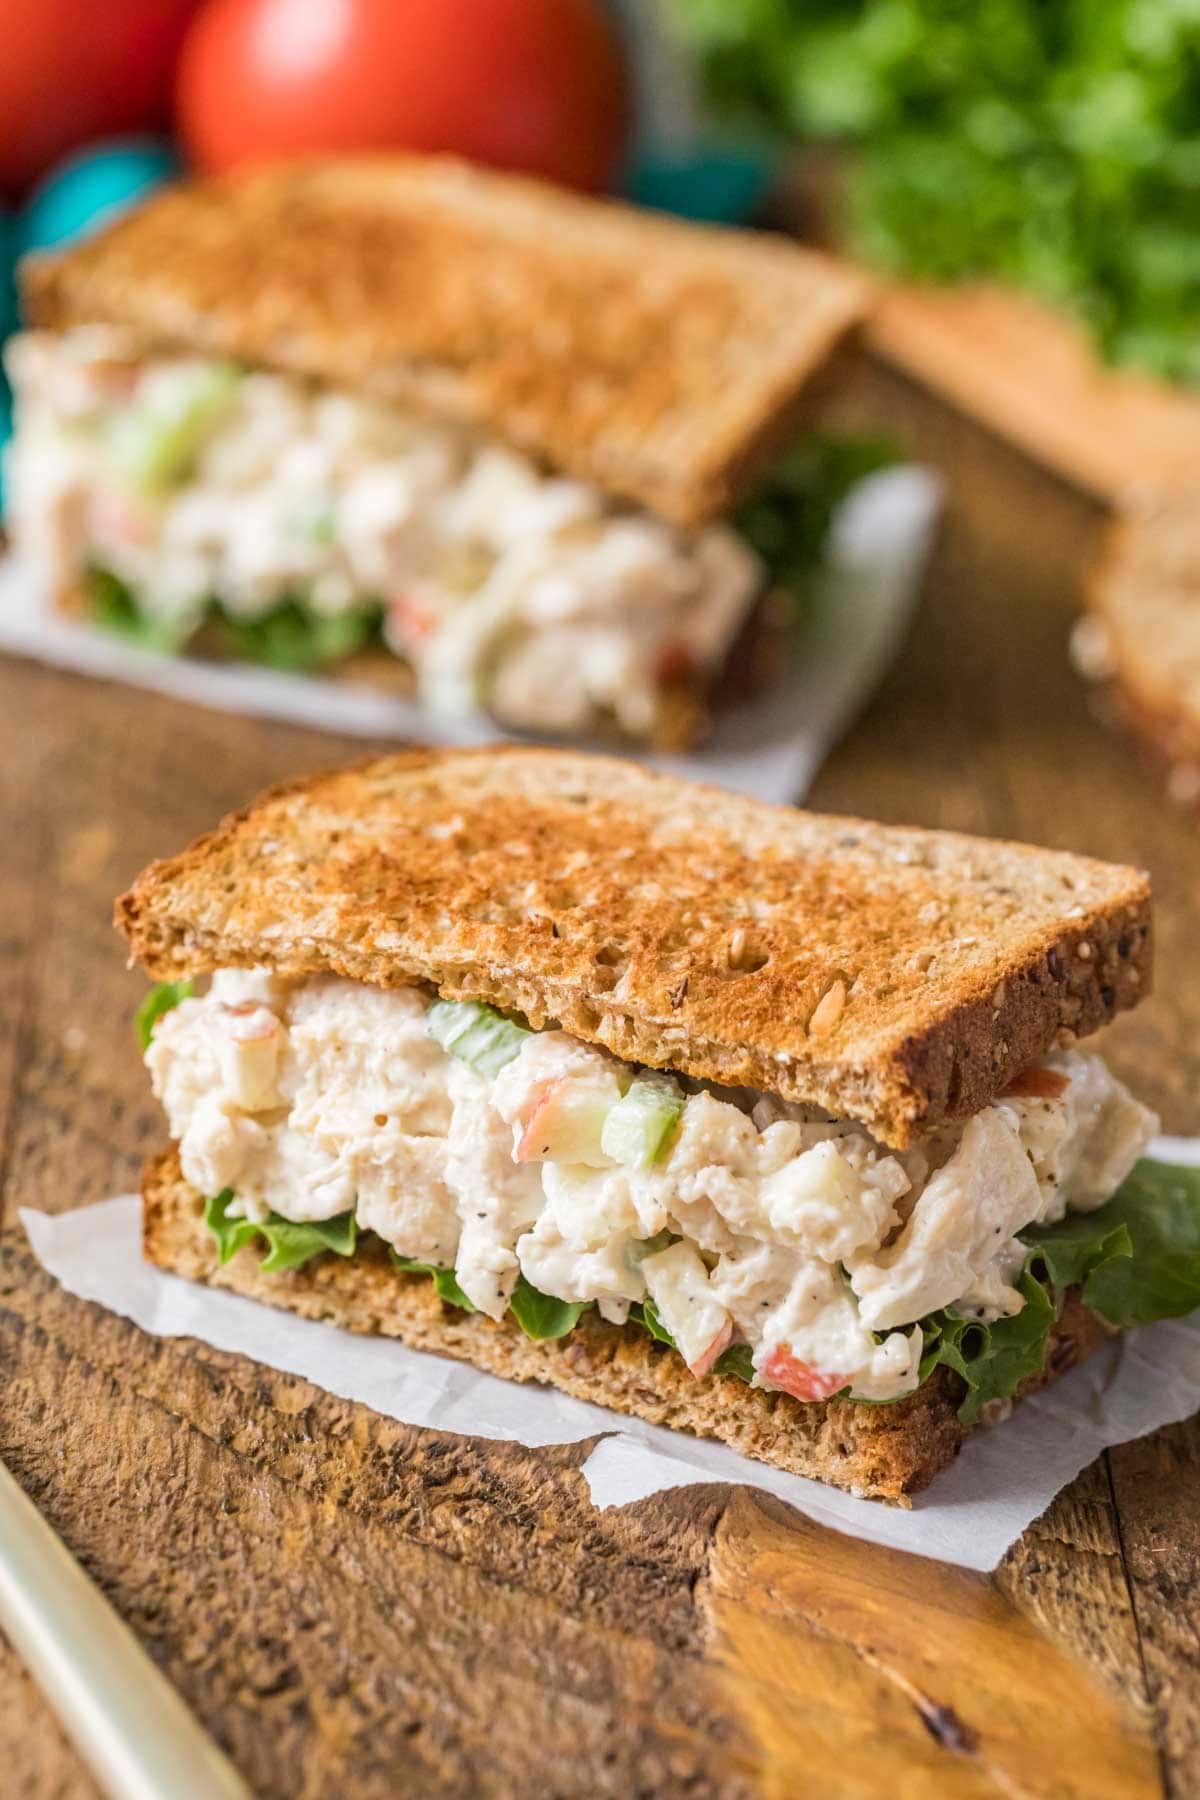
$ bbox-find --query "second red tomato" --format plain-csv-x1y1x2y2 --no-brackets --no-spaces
176,0,630,193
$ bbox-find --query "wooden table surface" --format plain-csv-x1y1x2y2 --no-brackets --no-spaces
1,354,1197,1799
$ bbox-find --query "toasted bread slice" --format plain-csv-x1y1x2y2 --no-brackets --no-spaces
142,1147,1109,1502
22,155,868,530
1076,498,1200,809
115,747,1151,1148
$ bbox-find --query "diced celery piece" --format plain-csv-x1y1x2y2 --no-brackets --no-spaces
427,998,530,1079
109,362,241,494
630,1230,676,1264
601,1074,684,1168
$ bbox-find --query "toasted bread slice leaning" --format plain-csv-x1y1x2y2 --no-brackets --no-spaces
23,155,869,530
142,1144,1109,1502
1078,496,1200,809
115,746,1151,1150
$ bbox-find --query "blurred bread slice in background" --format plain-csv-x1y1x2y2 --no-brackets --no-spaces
23,154,869,531
1076,496,1200,810
867,284,1200,509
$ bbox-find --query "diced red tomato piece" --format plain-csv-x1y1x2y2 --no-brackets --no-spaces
689,1317,733,1378
515,1080,559,1162
1003,1067,1071,1100
761,1345,847,1403
224,1004,278,1043
91,490,154,548
654,640,695,686
388,593,438,644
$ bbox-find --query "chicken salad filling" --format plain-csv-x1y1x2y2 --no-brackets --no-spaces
5,328,887,739
142,969,1163,1412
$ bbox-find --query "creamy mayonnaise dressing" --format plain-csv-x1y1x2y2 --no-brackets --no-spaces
146,970,1157,1404
4,327,762,738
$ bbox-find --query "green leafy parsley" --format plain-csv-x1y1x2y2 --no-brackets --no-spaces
678,0,1200,383
735,433,897,629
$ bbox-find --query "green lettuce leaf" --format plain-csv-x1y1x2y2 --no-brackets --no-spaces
203,1190,358,1272
734,433,897,626
918,1156,1200,1422
1023,1157,1200,1328
200,1158,1200,1414
508,1277,589,1340
88,567,195,654
86,566,383,671
629,1297,755,1381
390,1253,585,1338
713,1342,756,1382
920,1268,1058,1426
258,1211,358,1273
135,978,194,1051
391,1252,477,1312
629,1295,676,1348
204,1189,260,1264
213,598,383,672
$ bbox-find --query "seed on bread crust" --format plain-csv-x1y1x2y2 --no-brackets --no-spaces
809,979,846,1036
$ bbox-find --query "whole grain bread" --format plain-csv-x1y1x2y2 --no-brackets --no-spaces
22,155,868,529
142,1147,1109,1502
115,747,1152,1148
1076,497,1200,809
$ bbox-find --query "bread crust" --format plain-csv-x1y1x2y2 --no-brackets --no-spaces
115,747,1152,1148
21,155,869,530
141,1147,1110,1503
1079,500,1200,809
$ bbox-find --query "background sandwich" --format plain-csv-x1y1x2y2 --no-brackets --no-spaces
116,748,1200,1500
6,155,879,747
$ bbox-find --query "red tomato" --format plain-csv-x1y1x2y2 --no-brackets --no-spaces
654,640,696,687
761,1345,848,1404
176,0,629,192
1002,1066,1071,1100
0,2,199,197
689,1318,733,1379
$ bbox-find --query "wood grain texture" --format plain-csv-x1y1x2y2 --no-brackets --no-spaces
705,1491,1158,1799
0,353,1197,1796
868,284,1200,506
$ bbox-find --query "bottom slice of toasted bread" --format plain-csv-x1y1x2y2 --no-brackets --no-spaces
57,577,716,751
143,1147,1109,1502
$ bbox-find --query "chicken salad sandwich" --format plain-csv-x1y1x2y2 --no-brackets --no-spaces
117,749,1200,1499
7,155,881,747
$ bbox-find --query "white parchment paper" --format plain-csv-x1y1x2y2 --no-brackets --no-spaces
20,1136,1200,1572
0,467,941,804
